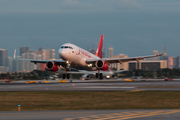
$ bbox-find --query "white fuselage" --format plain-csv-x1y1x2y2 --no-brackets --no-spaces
59,43,100,70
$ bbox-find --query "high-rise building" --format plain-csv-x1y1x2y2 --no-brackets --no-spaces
152,50,159,55
36,54,43,70
16,56,23,72
110,54,129,70
173,56,180,68
147,50,160,61
102,52,105,58
0,49,9,73
0,66,9,73
0,48,7,67
18,48,55,72
21,51,43,72
89,49,96,55
108,47,113,58
168,57,173,69
7,56,17,72
89,48,105,58
158,53,174,69
38,47,43,52
20,47,29,56
22,52,36,72
43,49,55,60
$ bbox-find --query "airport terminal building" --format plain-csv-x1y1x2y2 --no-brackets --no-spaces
129,60,167,71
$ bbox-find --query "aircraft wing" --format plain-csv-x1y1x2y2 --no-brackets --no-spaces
104,54,160,64
86,45,166,64
113,70,128,73
17,59,66,66
14,49,66,66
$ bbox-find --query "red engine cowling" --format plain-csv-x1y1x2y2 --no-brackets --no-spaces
46,61,58,71
95,60,109,70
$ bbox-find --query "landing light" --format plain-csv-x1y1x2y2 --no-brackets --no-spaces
88,64,92,67
106,75,110,79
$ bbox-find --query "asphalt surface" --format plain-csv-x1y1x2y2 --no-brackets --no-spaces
1,110,180,120
0,80,180,91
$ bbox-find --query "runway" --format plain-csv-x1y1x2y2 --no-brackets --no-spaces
0,80,180,91
1,109,180,120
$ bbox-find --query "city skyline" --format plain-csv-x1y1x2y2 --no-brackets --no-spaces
0,47,56,73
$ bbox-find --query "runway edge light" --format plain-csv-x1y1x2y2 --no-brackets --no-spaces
18,105,21,111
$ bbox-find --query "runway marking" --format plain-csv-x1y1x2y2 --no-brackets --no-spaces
63,110,180,120
78,86,135,89
117,110,180,120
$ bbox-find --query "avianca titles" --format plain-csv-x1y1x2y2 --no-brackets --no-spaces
17,34,166,79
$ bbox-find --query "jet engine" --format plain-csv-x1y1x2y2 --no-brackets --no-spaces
95,60,109,70
46,61,59,71
82,74,90,80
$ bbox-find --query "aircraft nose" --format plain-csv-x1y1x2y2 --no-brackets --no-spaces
59,49,66,59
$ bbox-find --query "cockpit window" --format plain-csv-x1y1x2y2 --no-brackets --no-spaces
69,46,73,49
61,46,73,49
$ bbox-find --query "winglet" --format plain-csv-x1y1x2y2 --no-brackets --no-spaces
158,45,166,56
163,45,166,54
14,49,16,59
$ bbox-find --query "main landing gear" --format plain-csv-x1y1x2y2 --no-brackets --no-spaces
63,73,70,79
96,73,103,79
63,67,71,79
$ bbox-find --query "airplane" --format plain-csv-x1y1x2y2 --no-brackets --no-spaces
16,34,166,79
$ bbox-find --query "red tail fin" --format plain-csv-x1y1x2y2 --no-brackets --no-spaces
95,34,103,58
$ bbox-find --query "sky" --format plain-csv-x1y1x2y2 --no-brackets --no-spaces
0,0,180,58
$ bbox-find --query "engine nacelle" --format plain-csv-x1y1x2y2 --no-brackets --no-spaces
82,74,90,80
46,61,58,72
95,60,109,70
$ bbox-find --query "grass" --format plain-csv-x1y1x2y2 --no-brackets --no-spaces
0,91,180,111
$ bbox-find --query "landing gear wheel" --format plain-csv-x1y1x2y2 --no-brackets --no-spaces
99,73,103,79
96,73,99,78
67,74,70,79
63,74,66,79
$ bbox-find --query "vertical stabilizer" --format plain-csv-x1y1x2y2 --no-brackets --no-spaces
95,34,104,58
